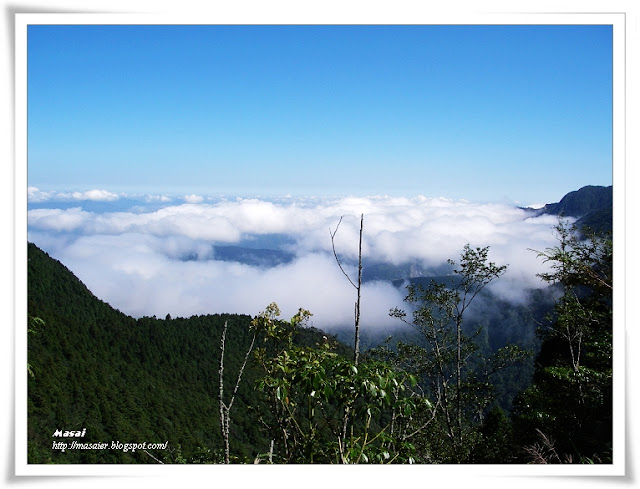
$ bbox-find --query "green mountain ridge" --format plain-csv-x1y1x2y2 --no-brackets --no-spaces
27,242,343,463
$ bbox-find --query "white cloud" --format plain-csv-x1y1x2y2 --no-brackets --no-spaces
28,207,92,232
27,187,120,202
28,195,570,328
48,232,403,329
144,194,172,203
526,203,547,210
27,187,49,202
184,194,204,204
71,189,120,201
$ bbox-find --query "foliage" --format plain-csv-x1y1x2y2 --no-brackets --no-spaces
27,316,44,378
512,221,613,463
250,303,430,463
385,244,530,462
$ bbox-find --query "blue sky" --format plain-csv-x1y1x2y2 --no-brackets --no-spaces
27,24,612,204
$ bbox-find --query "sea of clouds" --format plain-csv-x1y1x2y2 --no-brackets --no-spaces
26,188,569,330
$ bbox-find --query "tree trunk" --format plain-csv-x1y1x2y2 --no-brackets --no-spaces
354,213,363,366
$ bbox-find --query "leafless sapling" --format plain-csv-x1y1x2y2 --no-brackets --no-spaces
218,320,256,464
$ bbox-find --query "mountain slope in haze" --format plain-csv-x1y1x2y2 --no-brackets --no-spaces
26,242,343,464
212,245,295,267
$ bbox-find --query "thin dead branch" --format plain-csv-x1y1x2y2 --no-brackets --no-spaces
219,320,256,464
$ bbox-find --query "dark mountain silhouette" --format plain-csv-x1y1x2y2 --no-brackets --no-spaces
537,185,612,234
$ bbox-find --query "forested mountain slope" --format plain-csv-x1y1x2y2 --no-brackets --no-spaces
27,242,340,463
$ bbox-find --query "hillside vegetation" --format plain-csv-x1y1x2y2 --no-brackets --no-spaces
27,242,342,462
26,188,613,464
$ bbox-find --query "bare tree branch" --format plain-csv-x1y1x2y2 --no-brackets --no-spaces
329,216,358,290
143,449,165,464
329,214,364,365
219,320,256,464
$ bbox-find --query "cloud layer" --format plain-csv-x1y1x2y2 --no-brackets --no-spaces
27,193,568,329
28,187,120,202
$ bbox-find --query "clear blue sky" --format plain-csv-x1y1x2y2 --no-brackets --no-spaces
27,24,612,204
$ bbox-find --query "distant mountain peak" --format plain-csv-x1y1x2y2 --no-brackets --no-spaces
538,185,612,234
